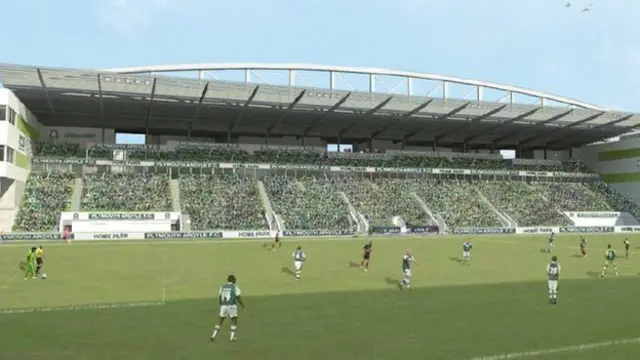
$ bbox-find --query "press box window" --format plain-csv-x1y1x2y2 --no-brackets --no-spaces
0,105,6,121
7,108,16,125
5,147,14,163
0,145,4,162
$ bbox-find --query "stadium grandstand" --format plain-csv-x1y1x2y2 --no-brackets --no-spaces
1,62,640,238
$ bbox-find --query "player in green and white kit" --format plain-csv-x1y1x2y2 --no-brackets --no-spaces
399,250,419,290
210,274,245,342
600,244,619,278
546,255,561,305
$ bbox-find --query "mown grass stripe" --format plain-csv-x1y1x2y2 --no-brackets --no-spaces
601,172,640,183
598,148,640,161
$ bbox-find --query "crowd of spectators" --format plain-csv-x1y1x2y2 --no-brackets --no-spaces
262,175,352,230
413,179,503,228
27,142,640,232
13,172,74,232
589,182,640,220
81,173,172,211
478,181,570,227
531,182,612,212
180,173,267,230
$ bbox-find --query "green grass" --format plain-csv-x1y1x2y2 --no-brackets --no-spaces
1,234,639,360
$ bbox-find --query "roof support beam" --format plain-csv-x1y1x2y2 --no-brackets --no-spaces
463,108,540,143
340,96,393,138
592,114,634,129
266,89,306,136
188,81,210,137
562,112,605,128
302,92,351,136
229,85,260,132
405,99,435,117
96,74,106,132
433,105,506,143
492,109,573,144
36,68,58,123
145,78,158,136
515,110,576,147
365,96,393,116
369,99,435,139
400,102,470,140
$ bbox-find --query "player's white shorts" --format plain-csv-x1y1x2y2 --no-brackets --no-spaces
548,280,558,292
294,261,304,271
403,268,411,278
462,251,471,258
219,305,238,318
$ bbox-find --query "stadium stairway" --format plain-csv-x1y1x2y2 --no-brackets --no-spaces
338,191,367,232
410,192,445,230
170,179,181,212
70,178,84,211
474,189,515,227
256,180,277,230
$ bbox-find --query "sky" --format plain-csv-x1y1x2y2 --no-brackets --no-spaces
4,0,640,156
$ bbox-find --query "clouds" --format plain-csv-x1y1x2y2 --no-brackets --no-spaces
96,0,175,35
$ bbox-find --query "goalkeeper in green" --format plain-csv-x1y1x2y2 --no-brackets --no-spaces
600,244,619,278
24,247,37,279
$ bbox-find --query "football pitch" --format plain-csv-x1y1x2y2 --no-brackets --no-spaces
1,234,640,360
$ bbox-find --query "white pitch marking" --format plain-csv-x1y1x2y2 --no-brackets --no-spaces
470,337,640,360
0,301,165,316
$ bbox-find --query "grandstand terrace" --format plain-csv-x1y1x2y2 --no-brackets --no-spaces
2,63,640,233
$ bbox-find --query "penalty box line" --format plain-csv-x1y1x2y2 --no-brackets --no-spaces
470,336,640,360
0,300,166,316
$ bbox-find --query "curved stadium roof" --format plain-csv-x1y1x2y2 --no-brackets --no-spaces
0,62,638,150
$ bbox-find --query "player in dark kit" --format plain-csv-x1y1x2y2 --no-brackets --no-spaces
579,237,587,258
360,241,372,272
269,230,282,251
624,238,630,259
35,246,45,276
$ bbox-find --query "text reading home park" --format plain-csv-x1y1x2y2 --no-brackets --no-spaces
1,63,640,360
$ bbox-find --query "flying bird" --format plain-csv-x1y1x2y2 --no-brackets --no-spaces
565,1,571,7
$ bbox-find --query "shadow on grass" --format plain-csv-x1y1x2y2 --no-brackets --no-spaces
280,267,295,277
586,271,601,278
539,249,550,254
448,257,463,264
348,262,361,269
570,254,583,258
18,261,26,271
385,277,400,286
